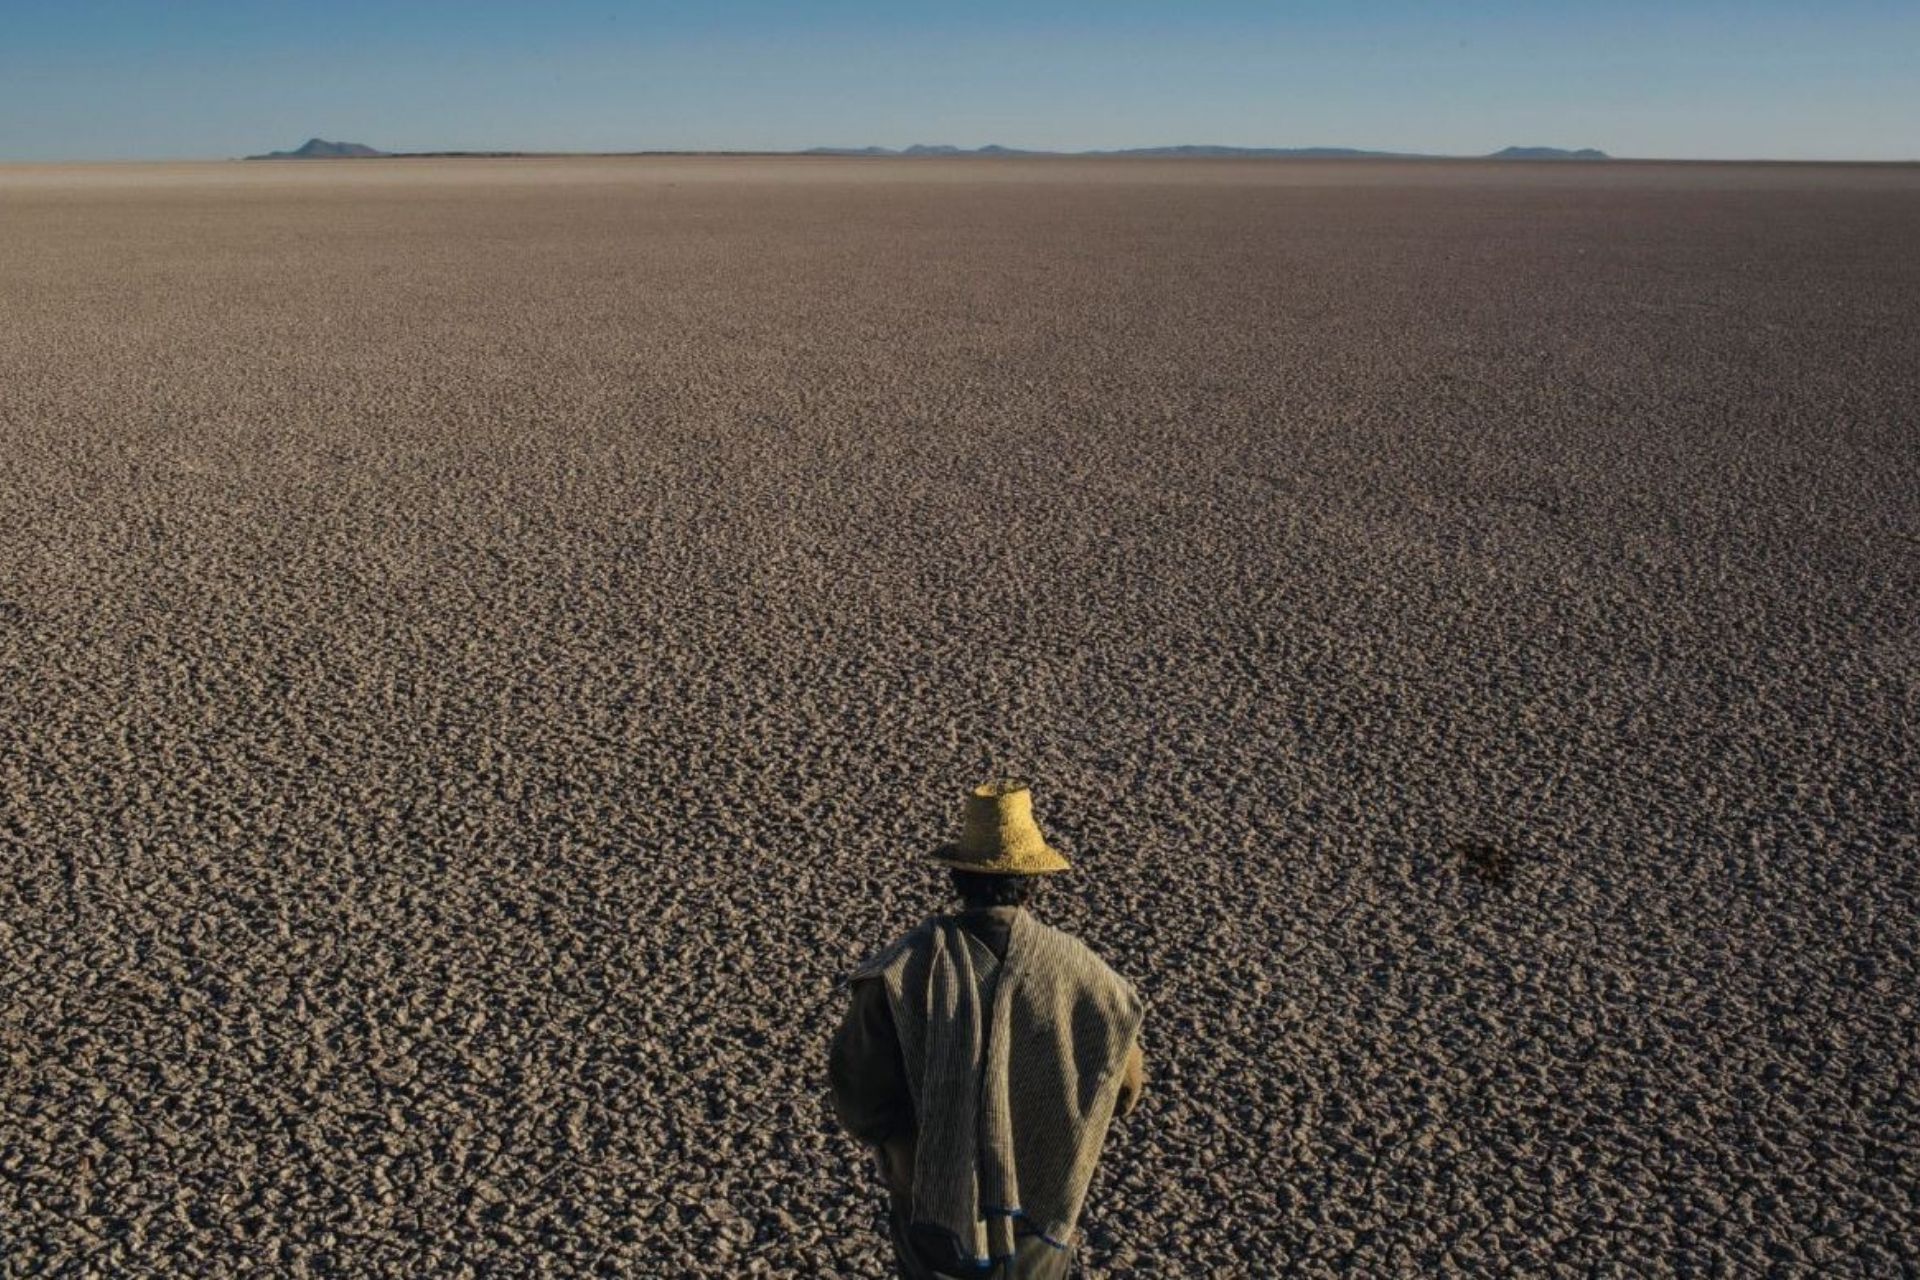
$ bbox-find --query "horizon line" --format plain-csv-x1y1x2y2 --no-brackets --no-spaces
8,148,1920,166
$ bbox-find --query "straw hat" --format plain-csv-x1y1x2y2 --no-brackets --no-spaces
931,780,1072,875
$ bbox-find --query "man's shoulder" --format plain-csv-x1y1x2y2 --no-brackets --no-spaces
847,918,938,983
1021,917,1140,1005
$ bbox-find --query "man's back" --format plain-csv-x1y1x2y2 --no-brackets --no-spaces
831,906,1144,1277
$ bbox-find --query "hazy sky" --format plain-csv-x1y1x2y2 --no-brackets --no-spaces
2,0,1914,162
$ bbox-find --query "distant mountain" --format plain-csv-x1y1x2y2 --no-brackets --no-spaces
246,138,388,160
1489,146,1609,160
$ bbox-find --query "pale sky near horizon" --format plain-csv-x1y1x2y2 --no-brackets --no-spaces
1,0,1914,163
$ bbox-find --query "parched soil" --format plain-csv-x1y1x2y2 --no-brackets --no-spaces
1,157,1915,1276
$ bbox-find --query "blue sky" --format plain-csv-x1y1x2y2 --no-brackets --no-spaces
2,1,1914,161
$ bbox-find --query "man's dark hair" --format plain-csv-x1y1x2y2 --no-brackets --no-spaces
950,869,1044,910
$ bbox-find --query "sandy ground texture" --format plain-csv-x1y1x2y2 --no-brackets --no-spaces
1,157,1916,1276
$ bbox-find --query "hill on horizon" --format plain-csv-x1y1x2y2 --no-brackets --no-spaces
1489,145,1610,160
246,138,388,160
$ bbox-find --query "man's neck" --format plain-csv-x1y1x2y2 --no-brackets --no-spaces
949,904,1022,960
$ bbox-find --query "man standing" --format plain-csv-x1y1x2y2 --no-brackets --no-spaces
829,781,1146,1279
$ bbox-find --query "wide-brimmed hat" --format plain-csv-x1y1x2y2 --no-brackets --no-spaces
930,780,1072,875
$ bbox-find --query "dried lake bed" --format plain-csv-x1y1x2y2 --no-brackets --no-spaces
1,156,1916,1275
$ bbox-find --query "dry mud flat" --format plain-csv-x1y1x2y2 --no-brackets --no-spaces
1,157,1916,1276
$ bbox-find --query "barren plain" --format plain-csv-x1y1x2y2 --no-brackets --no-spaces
2,157,1916,1276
